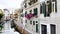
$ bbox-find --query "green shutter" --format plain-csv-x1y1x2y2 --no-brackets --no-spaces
25,11,27,17
24,3,27,8
30,21,32,24
30,10,32,14
40,5,43,14
33,21,35,25
42,2,46,17
55,0,57,12
34,8,38,16
50,0,52,13
36,24,38,33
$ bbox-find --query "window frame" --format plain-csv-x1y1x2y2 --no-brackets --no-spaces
33,21,35,25
34,8,38,16
30,20,32,24
50,24,56,34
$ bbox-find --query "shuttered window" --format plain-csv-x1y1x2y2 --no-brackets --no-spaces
55,0,57,12
25,20,27,23
40,4,43,14
30,10,32,14
25,11,27,17
42,2,47,17
36,24,38,33
30,20,32,24
44,1,52,17
34,8,38,16
24,3,27,8
40,0,57,17
33,21,35,25
50,0,52,13
40,1,52,17
52,0,57,13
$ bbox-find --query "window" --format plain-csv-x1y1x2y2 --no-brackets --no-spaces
50,0,52,13
30,10,32,14
42,2,47,17
52,0,55,2
22,9,23,12
34,8,38,16
41,24,47,34
47,1,50,17
24,0,27,2
25,20,27,23
43,1,51,17
36,24,38,33
21,19,23,24
33,21,35,25
50,24,56,34
25,11,27,17
52,4,54,12
24,3,27,8
55,0,57,12
52,0,57,13
30,20,32,24
35,0,38,3
25,11,27,14
40,4,43,14
36,21,38,23
40,0,57,17
29,0,38,5
29,2,32,5
35,0,38,2
21,14,24,17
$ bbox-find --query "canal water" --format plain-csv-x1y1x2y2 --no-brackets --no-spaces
0,19,20,34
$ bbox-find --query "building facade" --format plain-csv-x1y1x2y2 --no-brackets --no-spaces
21,0,60,34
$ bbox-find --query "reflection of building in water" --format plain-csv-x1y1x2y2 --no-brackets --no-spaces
3,9,11,30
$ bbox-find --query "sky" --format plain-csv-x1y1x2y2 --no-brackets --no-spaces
0,0,24,9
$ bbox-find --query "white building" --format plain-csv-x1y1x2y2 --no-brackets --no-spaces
21,0,60,34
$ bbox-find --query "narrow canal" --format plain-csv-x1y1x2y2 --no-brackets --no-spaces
0,19,20,34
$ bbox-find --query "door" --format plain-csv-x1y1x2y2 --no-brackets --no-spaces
50,24,56,34
41,24,47,34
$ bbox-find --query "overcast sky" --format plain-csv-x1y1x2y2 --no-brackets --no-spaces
0,0,24,9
